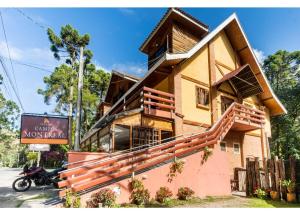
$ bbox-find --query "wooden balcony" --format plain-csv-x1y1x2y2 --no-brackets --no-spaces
111,86,175,120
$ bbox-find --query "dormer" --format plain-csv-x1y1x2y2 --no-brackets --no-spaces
140,8,209,69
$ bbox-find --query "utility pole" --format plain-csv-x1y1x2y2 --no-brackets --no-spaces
74,46,84,151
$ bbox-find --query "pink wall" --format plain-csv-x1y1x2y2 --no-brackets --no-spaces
75,146,232,205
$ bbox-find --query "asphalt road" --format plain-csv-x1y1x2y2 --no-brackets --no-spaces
0,167,60,208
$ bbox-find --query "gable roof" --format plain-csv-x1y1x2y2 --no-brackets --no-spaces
165,13,287,116
139,7,209,53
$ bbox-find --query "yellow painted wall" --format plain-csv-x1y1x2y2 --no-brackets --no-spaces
181,78,211,125
180,45,210,85
113,113,141,126
142,116,173,131
213,31,238,71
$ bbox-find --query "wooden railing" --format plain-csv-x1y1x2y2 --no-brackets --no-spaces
142,86,175,119
58,102,265,197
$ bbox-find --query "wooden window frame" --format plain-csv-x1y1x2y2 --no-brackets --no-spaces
195,86,210,110
220,141,227,152
233,143,241,154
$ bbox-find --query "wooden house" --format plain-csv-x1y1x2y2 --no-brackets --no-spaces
58,8,286,202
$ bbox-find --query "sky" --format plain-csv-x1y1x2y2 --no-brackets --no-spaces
0,8,300,115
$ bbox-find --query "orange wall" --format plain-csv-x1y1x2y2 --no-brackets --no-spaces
76,146,232,205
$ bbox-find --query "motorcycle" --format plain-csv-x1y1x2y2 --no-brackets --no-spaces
12,164,67,192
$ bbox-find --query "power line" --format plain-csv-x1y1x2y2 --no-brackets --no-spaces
15,8,48,30
0,11,20,98
0,55,25,112
13,61,53,73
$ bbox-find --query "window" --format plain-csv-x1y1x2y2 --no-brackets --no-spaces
132,126,159,148
220,142,226,152
233,143,240,154
196,86,209,108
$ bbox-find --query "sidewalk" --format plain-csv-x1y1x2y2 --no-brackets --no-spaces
0,167,61,208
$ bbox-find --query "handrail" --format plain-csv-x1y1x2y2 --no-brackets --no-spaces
58,102,265,197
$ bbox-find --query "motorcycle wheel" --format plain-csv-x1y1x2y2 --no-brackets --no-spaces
12,177,32,192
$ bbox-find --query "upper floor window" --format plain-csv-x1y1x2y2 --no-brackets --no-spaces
196,86,209,108
233,143,240,154
220,142,227,152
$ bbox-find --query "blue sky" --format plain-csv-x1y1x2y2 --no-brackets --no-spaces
0,8,300,115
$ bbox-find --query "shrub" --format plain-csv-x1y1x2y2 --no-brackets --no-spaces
86,188,116,208
64,190,81,208
167,160,185,183
128,178,150,205
177,187,195,200
254,188,267,199
130,188,150,205
282,179,296,193
155,187,173,203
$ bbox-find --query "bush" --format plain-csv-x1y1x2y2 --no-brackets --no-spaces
254,188,267,199
64,190,81,208
86,188,116,208
130,188,150,205
155,187,173,203
129,178,150,205
282,179,296,193
177,187,195,200
167,160,185,183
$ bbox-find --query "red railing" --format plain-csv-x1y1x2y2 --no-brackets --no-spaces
58,102,264,197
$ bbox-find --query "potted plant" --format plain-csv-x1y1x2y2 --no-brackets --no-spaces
282,179,296,203
270,190,280,200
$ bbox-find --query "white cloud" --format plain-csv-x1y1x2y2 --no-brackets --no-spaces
253,48,266,65
119,8,135,16
112,63,146,75
0,41,23,61
0,40,61,68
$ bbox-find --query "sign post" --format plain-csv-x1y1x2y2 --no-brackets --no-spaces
20,114,69,145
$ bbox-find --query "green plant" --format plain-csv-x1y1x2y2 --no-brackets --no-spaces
254,188,267,199
177,187,195,200
128,178,150,205
167,159,185,183
64,190,81,208
155,187,173,203
86,188,116,208
201,146,213,164
282,179,296,193
26,152,38,166
130,188,150,205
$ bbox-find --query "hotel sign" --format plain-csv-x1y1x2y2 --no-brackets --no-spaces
20,114,69,145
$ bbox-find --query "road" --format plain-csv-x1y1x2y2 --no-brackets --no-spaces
0,167,60,208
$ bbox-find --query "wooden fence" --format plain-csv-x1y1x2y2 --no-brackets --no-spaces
244,156,298,198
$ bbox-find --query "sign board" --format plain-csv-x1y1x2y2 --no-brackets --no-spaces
20,114,69,145
29,144,50,151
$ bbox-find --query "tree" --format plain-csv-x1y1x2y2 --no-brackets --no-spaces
38,63,111,139
263,50,300,159
46,25,93,147
0,74,25,167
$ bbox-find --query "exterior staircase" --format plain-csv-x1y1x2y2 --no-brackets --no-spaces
57,102,265,197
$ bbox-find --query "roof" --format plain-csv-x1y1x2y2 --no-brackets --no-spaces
213,64,263,99
139,8,209,53
111,70,141,82
164,13,287,116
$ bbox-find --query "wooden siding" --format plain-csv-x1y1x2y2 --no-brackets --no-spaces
171,22,200,54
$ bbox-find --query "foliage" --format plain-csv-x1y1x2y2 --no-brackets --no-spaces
41,150,65,168
177,187,195,200
281,179,296,193
64,190,81,208
0,75,24,167
254,188,267,199
86,188,116,208
129,178,150,205
263,50,300,159
167,159,185,182
26,152,38,166
155,187,173,203
201,146,213,164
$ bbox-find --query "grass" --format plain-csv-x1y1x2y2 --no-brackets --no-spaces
120,196,235,208
248,198,300,208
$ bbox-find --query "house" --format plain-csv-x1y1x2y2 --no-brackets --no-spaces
58,8,286,202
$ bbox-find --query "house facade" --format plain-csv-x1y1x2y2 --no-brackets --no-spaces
59,8,286,201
